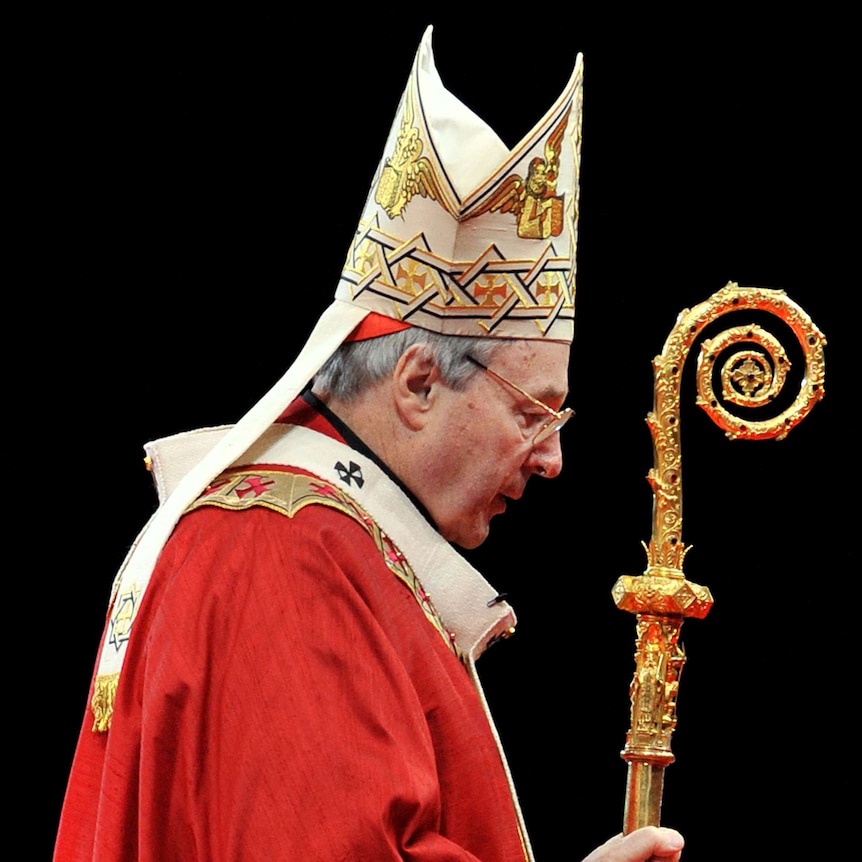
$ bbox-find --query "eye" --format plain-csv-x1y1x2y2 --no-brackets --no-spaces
519,408,547,430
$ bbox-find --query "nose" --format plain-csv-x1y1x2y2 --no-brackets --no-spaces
526,433,563,478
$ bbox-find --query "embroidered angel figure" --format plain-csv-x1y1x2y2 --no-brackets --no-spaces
472,104,571,239
375,93,445,218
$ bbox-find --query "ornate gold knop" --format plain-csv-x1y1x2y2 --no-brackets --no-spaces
613,282,826,833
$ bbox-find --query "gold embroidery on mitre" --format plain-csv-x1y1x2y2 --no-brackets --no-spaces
342,214,575,336
469,103,570,239
536,273,564,306
393,257,439,297
472,274,510,306
338,38,582,342
375,91,446,218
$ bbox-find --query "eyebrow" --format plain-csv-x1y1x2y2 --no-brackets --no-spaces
531,380,568,403
466,355,568,408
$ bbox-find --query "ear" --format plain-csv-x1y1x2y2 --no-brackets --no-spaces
392,343,442,430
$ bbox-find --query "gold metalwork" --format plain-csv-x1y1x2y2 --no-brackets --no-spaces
613,281,826,833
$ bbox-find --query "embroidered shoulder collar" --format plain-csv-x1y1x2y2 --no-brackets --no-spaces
146,423,517,662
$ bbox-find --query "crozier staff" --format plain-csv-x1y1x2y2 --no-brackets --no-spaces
54,26,684,862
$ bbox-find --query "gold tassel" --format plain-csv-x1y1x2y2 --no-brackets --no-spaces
91,672,119,732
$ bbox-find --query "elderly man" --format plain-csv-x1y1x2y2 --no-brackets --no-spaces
54,26,684,862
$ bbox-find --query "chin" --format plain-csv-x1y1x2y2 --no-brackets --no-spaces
452,534,486,551
444,518,492,550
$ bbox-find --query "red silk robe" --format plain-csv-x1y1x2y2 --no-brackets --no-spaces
55,404,531,861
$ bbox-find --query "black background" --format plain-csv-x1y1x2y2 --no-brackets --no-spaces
35,9,854,861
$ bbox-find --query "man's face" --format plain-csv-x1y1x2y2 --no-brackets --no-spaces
424,339,570,549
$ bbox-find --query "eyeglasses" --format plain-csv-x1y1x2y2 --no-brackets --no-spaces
465,355,574,445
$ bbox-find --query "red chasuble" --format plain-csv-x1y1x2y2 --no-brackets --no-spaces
55,403,530,861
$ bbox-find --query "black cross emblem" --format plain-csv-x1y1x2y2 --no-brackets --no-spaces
334,460,364,488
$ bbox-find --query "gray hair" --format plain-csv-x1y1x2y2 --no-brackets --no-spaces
314,329,502,400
